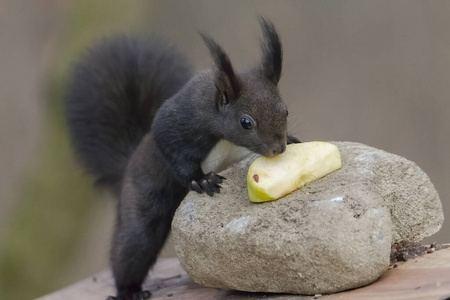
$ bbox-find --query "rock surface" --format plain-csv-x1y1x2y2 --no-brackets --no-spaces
172,142,443,295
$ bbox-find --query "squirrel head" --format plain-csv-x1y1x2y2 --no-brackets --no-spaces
202,17,290,158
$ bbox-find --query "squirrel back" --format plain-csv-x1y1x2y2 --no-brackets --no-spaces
65,35,192,189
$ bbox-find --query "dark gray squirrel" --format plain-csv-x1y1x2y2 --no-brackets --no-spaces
65,17,300,300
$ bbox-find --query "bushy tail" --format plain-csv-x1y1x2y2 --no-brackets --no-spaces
65,35,192,189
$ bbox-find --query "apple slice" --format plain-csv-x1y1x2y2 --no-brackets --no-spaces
247,142,342,202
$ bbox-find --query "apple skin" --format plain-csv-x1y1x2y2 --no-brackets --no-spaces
247,142,342,202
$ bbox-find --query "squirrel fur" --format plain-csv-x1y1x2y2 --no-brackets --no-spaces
65,18,300,300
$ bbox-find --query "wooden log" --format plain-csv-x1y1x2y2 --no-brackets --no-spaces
36,247,450,300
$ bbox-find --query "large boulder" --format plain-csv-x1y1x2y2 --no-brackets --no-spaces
172,142,443,295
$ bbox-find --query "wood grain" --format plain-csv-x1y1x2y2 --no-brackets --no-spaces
37,247,450,300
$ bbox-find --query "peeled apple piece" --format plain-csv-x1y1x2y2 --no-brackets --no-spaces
247,142,342,202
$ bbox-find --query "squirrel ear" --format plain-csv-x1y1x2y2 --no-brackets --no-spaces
201,33,241,106
259,17,282,85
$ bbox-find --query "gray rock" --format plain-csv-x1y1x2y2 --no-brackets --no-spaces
172,142,443,295
337,142,443,244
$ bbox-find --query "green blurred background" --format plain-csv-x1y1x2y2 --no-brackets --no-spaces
0,1,449,299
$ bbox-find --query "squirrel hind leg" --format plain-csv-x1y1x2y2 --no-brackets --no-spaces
110,217,171,299
110,190,179,299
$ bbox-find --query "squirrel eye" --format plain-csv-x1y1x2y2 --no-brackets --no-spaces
240,117,253,130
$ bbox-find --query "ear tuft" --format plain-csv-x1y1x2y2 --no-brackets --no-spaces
259,16,282,85
201,33,241,101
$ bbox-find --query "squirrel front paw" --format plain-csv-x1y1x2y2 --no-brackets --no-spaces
287,134,301,144
190,172,225,196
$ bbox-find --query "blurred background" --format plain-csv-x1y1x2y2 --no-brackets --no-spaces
0,1,449,299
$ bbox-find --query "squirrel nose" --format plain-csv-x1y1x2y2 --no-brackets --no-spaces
270,142,286,156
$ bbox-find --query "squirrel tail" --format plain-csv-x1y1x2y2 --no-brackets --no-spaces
65,35,192,190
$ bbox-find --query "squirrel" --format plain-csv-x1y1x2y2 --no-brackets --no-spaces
65,18,300,300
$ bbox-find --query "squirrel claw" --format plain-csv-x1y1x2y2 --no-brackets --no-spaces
287,135,301,144
215,174,226,181
190,180,203,193
106,290,151,300
190,172,225,196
